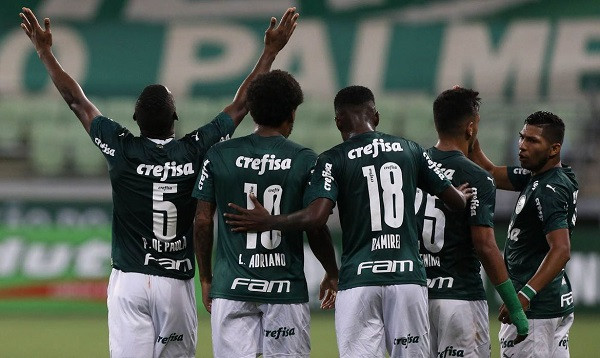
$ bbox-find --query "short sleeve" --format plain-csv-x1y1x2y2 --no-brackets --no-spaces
467,172,496,227
192,149,216,203
89,116,129,163
507,166,532,191
536,185,570,234
183,112,235,150
417,149,452,196
303,151,338,206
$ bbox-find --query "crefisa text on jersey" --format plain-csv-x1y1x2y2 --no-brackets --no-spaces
347,138,403,159
235,154,291,175
137,161,194,182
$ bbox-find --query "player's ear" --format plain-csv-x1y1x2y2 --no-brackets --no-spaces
373,110,380,127
173,111,179,121
133,113,137,122
549,142,561,157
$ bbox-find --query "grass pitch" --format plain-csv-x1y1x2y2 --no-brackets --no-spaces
1,312,598,357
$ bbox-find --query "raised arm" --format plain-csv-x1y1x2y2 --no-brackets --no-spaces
223,7,299,126
224,196,334,232
468,139,514,190
193,200,217,313
20,7,100,134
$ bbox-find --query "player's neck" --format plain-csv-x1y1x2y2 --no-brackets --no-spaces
532,158,562,176
434,138,468,155
254,125,287,138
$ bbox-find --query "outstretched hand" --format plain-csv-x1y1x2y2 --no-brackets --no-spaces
264,7,299,53
20,7,52,54
224,194,272,232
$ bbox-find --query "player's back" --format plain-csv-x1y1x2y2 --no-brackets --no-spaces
90,113,234,280
306,131,451,290
194,133,316,303
415,147,495,300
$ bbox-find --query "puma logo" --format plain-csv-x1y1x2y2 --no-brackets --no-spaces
546,184,557,192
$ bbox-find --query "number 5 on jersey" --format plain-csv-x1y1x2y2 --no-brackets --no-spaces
244,183,283,250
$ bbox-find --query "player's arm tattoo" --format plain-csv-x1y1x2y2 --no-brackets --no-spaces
194,200,217,284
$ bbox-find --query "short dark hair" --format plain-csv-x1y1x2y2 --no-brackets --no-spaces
334,85,375,112
247,70,303,127
134,84,176,137
433,87,480,136
524,111,565,144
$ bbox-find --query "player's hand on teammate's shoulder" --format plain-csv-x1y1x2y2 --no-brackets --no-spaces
264,7,299,53
456,182,474,201
224,194,272,232
20,7,53,54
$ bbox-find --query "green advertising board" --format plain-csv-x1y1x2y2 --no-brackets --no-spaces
1,200,599,313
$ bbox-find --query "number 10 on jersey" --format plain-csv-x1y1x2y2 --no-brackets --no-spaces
243,183,283,250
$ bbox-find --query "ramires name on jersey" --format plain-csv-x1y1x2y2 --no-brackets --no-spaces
236,154,291,175
137,161,194,182
347,138,403,159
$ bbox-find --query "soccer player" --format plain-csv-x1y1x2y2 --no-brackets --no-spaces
192,69,339,358
225,85,472,358
469,111,577,358
19,6,299,357
415,87,528,358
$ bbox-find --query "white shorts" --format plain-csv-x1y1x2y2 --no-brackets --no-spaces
211,298,310,358
107,269,197,358
499,313,573,358
335,284,430,358
428,299,490,358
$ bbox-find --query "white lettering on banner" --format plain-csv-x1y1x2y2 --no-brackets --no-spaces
0,20,598,99
0,26,87,96
0,237,110,278
438,22,549,101
161,24,257,97
350,19,391,93
550,21,600,100
271,20,336,97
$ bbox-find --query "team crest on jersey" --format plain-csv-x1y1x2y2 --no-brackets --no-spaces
515,195,526,214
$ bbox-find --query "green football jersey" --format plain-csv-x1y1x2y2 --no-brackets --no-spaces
415,148,495,300
192,133,317,303
89,113,234,280
304,132,452,290
506,165,578,319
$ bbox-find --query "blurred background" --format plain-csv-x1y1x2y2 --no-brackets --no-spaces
1,0,599,356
